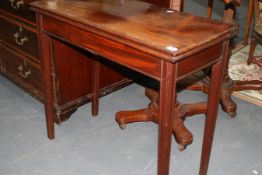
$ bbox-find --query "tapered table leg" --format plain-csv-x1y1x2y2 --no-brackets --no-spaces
91,61,100,116
37,14,55,139
244,0,253,45
208,0,214,18
199,40,229,175
157,61,177,175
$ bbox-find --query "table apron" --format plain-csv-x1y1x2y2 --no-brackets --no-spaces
177,43,223,81
40,15,224,82
41,15,162,81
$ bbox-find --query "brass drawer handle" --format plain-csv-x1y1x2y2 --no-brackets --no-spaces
14,27,28,46
9,0,24,9
17,62,31,79
14,32,28,45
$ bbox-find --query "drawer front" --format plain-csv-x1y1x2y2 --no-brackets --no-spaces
0,16,39,60
0,0,36,23
0,43,43,99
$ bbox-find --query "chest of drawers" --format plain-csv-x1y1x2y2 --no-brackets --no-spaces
0,0,130,123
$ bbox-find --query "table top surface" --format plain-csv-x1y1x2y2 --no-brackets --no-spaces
31,0,237,62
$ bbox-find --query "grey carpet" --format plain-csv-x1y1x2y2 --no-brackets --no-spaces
0,75,261,175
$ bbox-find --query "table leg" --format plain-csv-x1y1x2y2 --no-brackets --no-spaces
37,14,55,140
115,88,201,150
157,61,177,175
223,5,235,23
199,40,229,175
244,0,253,45
170,0,184,11
91,60,100,116
208,0,214,18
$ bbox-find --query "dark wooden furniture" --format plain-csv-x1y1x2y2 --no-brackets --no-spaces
115,0,242,151
31,0,236,174
0,0,130,123
212,0,262,115
248,0,262,64
115,0,198,151
173,1,261,119
185,0,262,117
208,0,240,20
186,0,241,117
244,0,254,45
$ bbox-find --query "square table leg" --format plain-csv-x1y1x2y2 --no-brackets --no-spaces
157,61,177,175
199,40,230,175
244,0,253,45
91,61,100,116
37,14,55,139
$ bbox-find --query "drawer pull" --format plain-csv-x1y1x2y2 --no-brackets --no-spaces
14,27,28,46
9,0,24,9
18,63,31,79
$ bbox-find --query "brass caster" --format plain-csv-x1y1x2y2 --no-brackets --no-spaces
229,112,236,118
119,124,126,130
178,144,186,151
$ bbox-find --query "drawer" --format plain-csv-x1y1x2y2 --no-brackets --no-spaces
0,43,43,99
0,0,36,23
0,15,39,60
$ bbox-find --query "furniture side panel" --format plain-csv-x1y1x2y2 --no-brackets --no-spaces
52,39,129,106
52,39,93,106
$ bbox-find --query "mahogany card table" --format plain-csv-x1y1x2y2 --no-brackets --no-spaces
31,0,237,174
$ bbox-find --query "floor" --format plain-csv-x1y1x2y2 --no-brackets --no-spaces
0,1,261,175
0,76,262,175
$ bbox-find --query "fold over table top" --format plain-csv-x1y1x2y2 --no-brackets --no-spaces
31,0,237,62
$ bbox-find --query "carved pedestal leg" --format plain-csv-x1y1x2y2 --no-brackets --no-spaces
116,109,151,130
208,76,237,117
220,88,237,117
187,74,237,117
116,88,207,150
